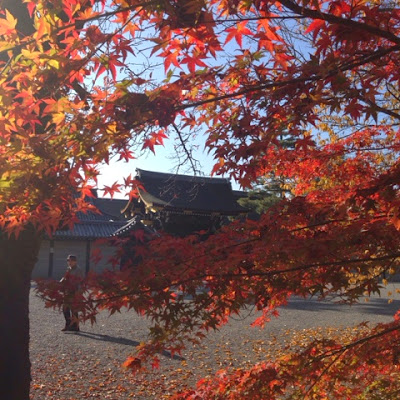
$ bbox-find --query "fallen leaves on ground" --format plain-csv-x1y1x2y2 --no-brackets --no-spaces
30,325,368,399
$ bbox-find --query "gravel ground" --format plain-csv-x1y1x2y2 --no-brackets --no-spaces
29,283,400,399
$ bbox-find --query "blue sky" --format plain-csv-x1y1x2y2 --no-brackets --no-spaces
97,136,235,198
93,14,257,198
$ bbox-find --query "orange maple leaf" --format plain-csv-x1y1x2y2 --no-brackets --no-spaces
224,21,253,47
122,356,142,373
0,10,17,36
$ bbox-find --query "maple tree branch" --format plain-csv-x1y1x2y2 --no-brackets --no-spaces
54,1,159,31
278,0,400,45
386,82,400,103
288,322,400,397
334,261,395,299
37,249,400,309
305,322,399,397
289,214,387,233
86,214,395,302
0,2,152,69
109,250,400,299
213,15,308,23
199,252,400,281
172,123,198,173
305,351,344,399
357,95,400,121
0,54,13,77
176,45,400,112
315,322,400,362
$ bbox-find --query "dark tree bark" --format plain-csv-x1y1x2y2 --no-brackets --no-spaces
0,227,41,400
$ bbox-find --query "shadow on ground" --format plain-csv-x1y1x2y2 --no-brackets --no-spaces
73,331,185,360
72,331,140,346
285,297,400,317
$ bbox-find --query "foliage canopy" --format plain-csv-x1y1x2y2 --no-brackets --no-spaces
3,0,400,397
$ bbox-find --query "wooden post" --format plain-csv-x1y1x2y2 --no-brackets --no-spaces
85,240,91,275
47,240,54,278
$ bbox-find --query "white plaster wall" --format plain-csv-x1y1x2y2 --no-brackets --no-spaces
32,239,121,280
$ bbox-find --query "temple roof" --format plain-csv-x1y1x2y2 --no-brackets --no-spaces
54,220,126,240
130,169,247,216
112,215,156,237
54,196,129,240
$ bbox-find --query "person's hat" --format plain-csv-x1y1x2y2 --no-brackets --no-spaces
67,254,77,261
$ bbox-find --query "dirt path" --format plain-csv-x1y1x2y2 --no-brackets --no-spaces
29,283,400,399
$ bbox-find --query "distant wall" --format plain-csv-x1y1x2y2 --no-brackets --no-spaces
32,239,120,280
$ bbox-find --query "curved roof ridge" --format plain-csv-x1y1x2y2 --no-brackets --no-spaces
136,168,231,185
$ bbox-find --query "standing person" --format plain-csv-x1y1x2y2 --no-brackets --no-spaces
60,255,84,332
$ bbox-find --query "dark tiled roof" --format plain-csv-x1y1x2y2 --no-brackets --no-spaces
76,197,128,222
112,216,156,237
54,196,129,240
135,169,247,215
55,221,127,240
94,198,128,220
232,190,248,200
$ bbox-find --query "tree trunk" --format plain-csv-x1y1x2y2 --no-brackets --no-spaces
0,227,41,400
